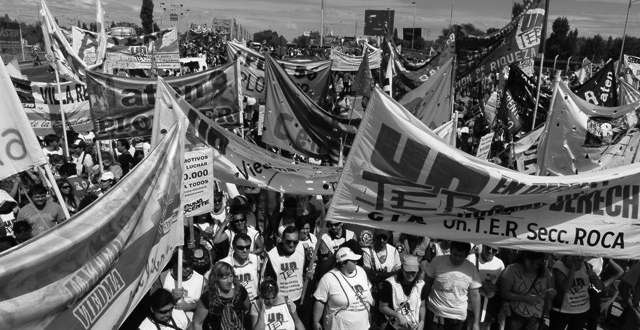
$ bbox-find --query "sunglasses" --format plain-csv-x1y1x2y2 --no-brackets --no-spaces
284,239,299,245
328,223,341,228
61,186,71,189
235,244,251,250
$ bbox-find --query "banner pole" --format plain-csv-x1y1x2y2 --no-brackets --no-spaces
176,245,183,292
235,60,245,139
618,0,633,74
96,141,105,174
53,68,70,159
43,164,71,220
531,53,545,131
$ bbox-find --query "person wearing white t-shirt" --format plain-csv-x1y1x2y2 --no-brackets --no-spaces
138,288,189,330
213,198,264,257
161,255,206,322
313,246,374,330
466,245,505,328
219,232,260,302
422,241,482,330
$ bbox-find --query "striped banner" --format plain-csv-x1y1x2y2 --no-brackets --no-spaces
0,113,187,329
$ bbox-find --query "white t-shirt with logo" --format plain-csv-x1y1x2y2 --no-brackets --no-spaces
425,255,482,320
552,260,590,314
220,254,260,301
161,271,205,321
313,265,373,330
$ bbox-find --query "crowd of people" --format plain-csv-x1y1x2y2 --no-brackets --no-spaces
115,191,639,330
0,131,151,248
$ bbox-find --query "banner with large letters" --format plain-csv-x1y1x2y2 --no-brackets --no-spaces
456,0,545,88
398,58,453,129
327,87,640,259
11,77,94,135
537,82,640,175
86,63,240,139
263,55,359,161
155,78,341,195
624,54,640,82
226,41,332,104
572,60,618,107
0,113,187,328
329,44,382,71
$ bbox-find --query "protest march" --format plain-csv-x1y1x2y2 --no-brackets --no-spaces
6,0,640,329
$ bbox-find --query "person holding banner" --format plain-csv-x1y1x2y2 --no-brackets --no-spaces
421,241,482,330
139,288,189,330
378,255,425,330
162,253,206,322
499,251,553,330
16,184,66,236
214,196,264,258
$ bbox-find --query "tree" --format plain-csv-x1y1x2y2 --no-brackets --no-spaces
253,30,288,47
545,17,575,59
292,35,310,48
140,0,154,35
82,22,88,30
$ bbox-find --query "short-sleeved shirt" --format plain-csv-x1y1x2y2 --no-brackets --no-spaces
424,255,482,320
313,265,373,330
16,200,66,236
501,263,551,318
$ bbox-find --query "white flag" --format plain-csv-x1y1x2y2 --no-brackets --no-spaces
0,61,48,180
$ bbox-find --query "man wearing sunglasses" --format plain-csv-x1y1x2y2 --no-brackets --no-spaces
264,225,308,308
219,233,261,302
319,221,355,256
214,197,264,258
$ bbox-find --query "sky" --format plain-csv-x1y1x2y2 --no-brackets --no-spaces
2,0,640,40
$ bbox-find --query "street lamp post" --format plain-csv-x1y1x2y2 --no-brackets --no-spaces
320,0,325,47
411,1,416,49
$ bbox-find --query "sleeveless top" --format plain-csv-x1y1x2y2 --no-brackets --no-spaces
267,245,305,302
220,254,260,301
263,302,296,330
385,276,424,329
552,261,590,314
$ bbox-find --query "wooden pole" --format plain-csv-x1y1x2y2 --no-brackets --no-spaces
43,164,71,220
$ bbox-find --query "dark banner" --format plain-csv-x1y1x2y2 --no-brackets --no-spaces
87,63,239,139
263,56,359,161
572,60,618,107
364,10,395,36
403,28,422,42
506,64,551,130
456,0,546,88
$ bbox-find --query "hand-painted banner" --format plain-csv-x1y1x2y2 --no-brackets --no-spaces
0,113,187,329
620,78,640,104
11,77,94,135
572,60,618,107
538,82,640,175
71,26,113,66
399,58,453,129
329,44,382,71
456,0,545,87
226,41,332,104
327,87,640,259
155,78,341,195
103,28,180,71
433,113,457,147
263,55,359,161
0,62,48,180
40,1,84,82
183,148,215,217
476,132,494,160
505,64,551,131
86,63,239,139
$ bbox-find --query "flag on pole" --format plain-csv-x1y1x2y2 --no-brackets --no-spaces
0,61,48,180
353,46,373,108
94,0,107,68
383,50,394,95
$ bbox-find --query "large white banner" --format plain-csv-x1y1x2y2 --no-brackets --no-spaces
0,62,48,180
327,87,640,259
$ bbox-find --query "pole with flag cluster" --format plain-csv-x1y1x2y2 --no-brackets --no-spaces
531,0,550,131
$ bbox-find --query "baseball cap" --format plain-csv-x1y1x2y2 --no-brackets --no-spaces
100,171,115,181
335,247,361,263
402,255,420,272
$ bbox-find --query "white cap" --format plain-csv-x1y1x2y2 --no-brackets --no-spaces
100,171,115,181
335,247,361,263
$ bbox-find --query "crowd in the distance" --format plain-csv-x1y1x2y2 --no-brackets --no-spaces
125,192,640,330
